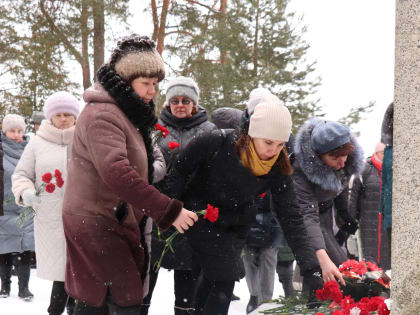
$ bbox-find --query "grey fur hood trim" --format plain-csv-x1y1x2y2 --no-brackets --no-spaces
294,118,364,193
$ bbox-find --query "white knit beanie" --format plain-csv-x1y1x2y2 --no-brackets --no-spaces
44,91,80,120
2,114,26,132
248,102,292,142
247,88,280,115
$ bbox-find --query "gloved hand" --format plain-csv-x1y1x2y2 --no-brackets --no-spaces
340,216,359,235
335,229,349,246
302,269,324,309
22,189,41,207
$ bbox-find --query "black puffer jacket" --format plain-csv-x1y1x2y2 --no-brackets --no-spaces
151,106,217,270
163,129,319,281
293,118,364,266
349,158,391,270
157,106,217,171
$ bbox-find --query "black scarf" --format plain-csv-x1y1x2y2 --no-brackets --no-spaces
97,64,156,184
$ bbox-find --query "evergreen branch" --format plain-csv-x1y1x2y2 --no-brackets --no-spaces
39,0,85,67
186,0,219,13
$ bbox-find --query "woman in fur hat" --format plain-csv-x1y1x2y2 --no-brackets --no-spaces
162,98,322,315
292,118,364,301
60,34,197,315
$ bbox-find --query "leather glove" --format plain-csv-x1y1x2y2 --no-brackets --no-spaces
22,189,41,207
341,216,359,235
335,229,349,246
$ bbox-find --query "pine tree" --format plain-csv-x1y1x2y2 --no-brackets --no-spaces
162,0,322,132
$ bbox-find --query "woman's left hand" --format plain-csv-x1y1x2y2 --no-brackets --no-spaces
172,208,198,233
316,249,345,285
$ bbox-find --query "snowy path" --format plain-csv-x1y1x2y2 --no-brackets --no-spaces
0,269,284,314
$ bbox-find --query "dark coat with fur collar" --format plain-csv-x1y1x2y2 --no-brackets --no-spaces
62,79,183,308
293,118,364,266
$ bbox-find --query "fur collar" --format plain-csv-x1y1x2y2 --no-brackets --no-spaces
37,120,75,145
294,118,364,193
97,64,157,184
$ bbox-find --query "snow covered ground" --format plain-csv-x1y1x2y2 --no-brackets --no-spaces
0,269,285,314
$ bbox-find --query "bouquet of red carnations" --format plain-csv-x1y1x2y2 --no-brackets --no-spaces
17,169,65,227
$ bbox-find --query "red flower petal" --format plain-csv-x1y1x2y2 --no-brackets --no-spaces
54,169,62,178
168,141,180,150
56,177,64,188
203,204,219,223
45,183,56,193
42,172,52,183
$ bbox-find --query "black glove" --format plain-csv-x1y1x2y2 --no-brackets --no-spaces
302,269,324,309
341,216,359,235
335,229,349,246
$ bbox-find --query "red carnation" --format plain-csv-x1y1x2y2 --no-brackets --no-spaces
377,300,390,315
259,192,267,198
155,123,169,138
203,204,219,223
45,182,56,193
54,169,62,179
331,311,345,315
316,288,328,301
42,172,52,183
56,176,64,188
168,141,180,150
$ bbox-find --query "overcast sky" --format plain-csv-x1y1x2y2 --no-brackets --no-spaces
125,0,396,155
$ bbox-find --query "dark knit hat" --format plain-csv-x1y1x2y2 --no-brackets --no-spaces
108,34,165,82
311,120,351,154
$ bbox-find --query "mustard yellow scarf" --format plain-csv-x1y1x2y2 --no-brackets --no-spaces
240,140,279,176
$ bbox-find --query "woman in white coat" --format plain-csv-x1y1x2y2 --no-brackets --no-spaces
12,91,80,315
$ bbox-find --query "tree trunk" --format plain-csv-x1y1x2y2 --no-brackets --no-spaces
253,0,260,75
81,0,91,89
39,0,91,89
92,0,105,80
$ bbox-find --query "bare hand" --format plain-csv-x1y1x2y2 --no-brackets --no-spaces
316,249,345,285
172,208,198,233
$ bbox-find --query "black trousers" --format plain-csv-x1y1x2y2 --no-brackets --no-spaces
74,293,139,315
141,268,197,314
193,274,235,315
48,281,75,315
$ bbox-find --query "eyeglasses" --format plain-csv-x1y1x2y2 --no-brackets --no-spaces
169,98,192,106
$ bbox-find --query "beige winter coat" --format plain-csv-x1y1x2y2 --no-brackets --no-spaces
12,120,74,281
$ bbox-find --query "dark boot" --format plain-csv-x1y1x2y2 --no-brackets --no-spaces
48,281,68,315
231,293,240,301
277,260,294,298
66,297,76,315
246,295,258,314
0,263,12,298
16,262,33,301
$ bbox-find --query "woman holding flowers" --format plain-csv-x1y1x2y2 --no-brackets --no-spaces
61,35,197,315
12,92,80,315
0,114,34,300
142,76,217,315
163,97,320,315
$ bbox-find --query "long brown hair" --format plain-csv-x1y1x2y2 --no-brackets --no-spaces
325,142,355,157
235,131,293,175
